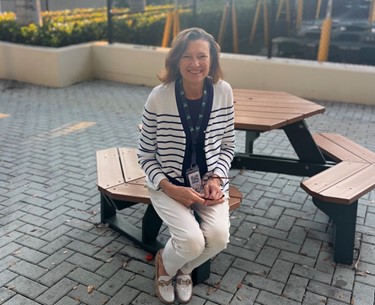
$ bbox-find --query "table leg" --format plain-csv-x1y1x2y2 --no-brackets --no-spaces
245,131,260,154
283,120,326,164
312,198,357,265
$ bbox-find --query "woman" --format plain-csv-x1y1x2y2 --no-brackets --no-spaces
138,27,235,304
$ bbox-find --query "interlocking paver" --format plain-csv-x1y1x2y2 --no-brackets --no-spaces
0,79,374,305
6,275,47,299
38,261,76,286
284,274,309,302
36,278,77,305
2,294,40,305
268,259,293,283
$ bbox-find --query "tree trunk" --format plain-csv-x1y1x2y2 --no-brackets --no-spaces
15,0,43,26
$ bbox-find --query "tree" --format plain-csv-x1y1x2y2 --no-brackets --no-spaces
15,0,43,26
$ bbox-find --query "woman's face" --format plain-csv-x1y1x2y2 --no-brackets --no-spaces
178,39,211,87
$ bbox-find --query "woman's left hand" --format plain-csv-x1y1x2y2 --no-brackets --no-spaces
201,177,225,206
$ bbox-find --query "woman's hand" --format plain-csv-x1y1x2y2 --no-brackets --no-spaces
159,179,205,207
201,176,225,206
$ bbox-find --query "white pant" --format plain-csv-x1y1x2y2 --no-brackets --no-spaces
149,188,230,276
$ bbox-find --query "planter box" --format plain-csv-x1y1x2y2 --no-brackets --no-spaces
92,42,167,87
1,40,375,105
0,41,93,87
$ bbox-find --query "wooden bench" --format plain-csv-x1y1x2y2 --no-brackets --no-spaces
301,133,375,264
96,147,243,284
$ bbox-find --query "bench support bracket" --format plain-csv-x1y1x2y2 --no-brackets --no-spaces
312,198,358,265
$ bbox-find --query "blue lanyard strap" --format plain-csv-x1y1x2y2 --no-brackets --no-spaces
179,78,208,166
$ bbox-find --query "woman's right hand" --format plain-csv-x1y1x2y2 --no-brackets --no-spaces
159,179,205,207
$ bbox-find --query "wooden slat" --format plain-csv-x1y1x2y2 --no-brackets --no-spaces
301,161,368,193
314,133,375,163
234,103,324,117
118,147,145,183
235,109,303,121
234,100,324,111
228,185,243,211
301,161,373,204
318,164,375,204
234,94,321,104
96,148,125,191
233,88,288,96
234,116,286,131
313,134,363,162
234,108,304,130
106,183,151,204
234,103,325,116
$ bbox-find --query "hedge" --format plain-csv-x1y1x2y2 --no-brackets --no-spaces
0,5,258,53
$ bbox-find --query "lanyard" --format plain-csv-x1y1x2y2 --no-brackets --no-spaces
179,78,208,166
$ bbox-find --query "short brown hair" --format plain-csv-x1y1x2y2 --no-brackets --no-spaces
158,27,223,84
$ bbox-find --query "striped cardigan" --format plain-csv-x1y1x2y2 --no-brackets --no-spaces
138,79,235,192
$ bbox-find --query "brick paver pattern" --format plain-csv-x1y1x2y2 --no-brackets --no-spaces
0,79,374,305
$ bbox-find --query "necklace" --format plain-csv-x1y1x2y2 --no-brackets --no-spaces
179,78,207,167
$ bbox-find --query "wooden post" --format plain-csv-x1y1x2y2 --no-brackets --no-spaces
296,0,303,30
231,0,239,53
250,0,262,45
161,11,173,47
267,0,276,59
161,7,181,47
173,9,180,38
218,1,230,47
317,0,333,62
107,0,113,44
315,0,322,20
369,0,375,25
263,0,269,47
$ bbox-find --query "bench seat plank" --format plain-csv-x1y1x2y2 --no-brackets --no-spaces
119,147,145,183
313,133,375,163
319,164,375,204
106,183,152,204
301,161,375,204
97,147,125,191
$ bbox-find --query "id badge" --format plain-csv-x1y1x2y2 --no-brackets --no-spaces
186,165,202,192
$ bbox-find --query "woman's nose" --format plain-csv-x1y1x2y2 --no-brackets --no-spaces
190,58,200,66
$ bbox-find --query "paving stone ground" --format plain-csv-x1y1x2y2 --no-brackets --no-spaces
0,79,374,305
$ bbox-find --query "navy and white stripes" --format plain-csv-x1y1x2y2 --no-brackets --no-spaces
138,80,235,191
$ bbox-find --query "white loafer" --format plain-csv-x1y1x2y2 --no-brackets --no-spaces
155,250,175,304
175,273,193,304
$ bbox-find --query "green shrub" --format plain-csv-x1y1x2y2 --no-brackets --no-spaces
0,5,182,47
0,4,256,53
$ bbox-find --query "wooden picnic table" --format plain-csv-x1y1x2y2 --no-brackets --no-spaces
232,88,329,177
230,88,375,265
